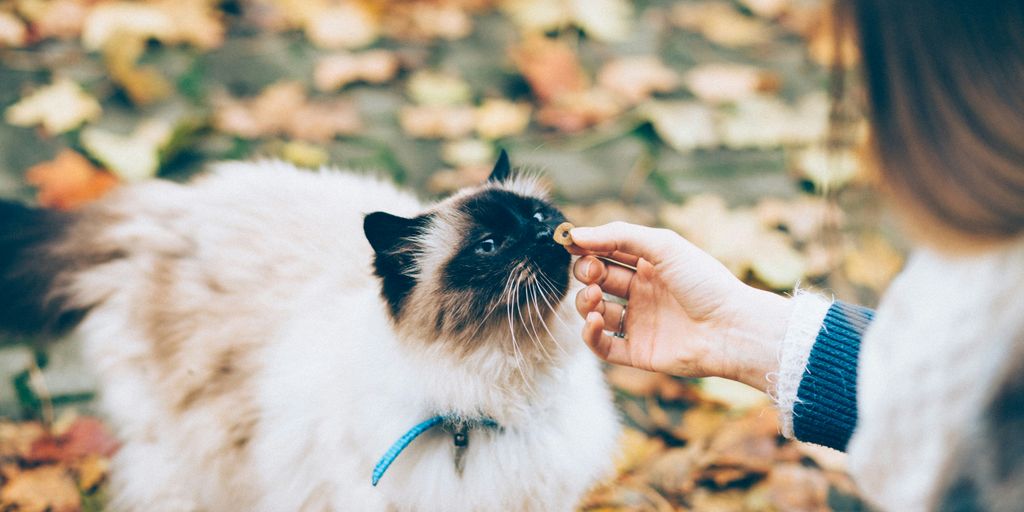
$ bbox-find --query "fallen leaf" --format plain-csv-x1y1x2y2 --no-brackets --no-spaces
675,405,727,445
399,105,476,139
25,150,119,210
843,233,904,292
579,482,675,512
279,141,329,169
796,442,848,472
0,421,46,459
698,377,770,410
536,89,624,132
27,417,119,464
502,0,633,42
5,78,102,135
767,463,830,512
81,119,174,181
313,50,400,91
683,63,779,104
103,33,172,105
671,2,775,48
641,445,703,500
510,36,589,104
441,139,493,168
561,200,657,227
0,466,80,512
740,0,793,19
475,99,531,139
755,196,844,243
793,145,861,191
82,0,224,50
597,57,679,105
805,4,859,67
697,409,780,485
614,428,666,475
0,11,27,46
75,454,110,492
426,164,492,195
304,1,378,49
380,2,473,41
214,82,362,141
15,0,89,40
406,70,473,106
640,101,718,153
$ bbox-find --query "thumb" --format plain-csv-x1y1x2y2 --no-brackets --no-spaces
569,222,678,265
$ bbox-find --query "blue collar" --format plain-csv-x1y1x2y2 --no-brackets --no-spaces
372,415,500,486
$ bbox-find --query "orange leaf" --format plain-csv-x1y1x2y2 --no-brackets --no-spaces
510,36,588,104
27,417,119,464
0,466,80,512
25,150,119,210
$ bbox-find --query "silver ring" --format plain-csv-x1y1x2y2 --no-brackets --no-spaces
613,305,627,338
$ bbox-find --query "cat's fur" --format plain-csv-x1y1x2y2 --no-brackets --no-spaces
0,157,620,511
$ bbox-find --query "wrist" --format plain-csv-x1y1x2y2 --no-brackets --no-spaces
715,287,792,393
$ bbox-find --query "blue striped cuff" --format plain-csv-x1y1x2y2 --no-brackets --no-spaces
792,301,873,451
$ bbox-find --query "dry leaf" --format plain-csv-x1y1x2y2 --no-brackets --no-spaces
26,150,119,210
475,99,531,139
314,50,400,91
579,482,675,512
676,405,727,445
15,0,89,40
614,428,666,475
441,139,493,168
304,2,378,49
399,105,476,139
75,454,109,492
0,11,27,46
82,0,223,50
697,409,780,485
279,141,329,169
843,233,904,292
27,417,119,464
0,421,46,459
740,0,793,19
103,33,172,105
561,200,657,227
536,89,624,132
510,36,589,104
698,377,770,409
640,101,718,152
756,196,844,243
426,164,492,195
214,82,362,141
502,0,633,42
406,70,473,106
793,145,861,191
5,78,102,135
767,463,830,512
671,2,774,47
0,466,80,512
683,63,779,104
597,57,679,105
81,119,174,181
381,3,473,41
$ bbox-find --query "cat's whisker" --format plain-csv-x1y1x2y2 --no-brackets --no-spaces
534,271,575,335
506,263,534,395
530,280,568,359
523,280,555,363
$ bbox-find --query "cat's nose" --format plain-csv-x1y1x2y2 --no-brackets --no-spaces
535,225,554,241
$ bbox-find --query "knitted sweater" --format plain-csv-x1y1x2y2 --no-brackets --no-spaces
775,239,1024,510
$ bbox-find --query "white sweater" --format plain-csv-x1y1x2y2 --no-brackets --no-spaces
775,238,1024,510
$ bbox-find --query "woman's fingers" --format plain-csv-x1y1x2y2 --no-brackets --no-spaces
574,285,627,328
569,222,677,265
573,256,636,298
582,312,629,366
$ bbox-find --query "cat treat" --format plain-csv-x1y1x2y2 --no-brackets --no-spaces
554,222,574,246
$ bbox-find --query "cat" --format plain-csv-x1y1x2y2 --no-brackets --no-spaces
0,152,620,511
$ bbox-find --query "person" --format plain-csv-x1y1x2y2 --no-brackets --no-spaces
568,1,1024,511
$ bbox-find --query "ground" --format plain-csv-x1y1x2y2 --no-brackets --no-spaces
0,1,902,509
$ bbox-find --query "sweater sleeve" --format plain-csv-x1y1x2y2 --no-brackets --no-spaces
773,294,874,451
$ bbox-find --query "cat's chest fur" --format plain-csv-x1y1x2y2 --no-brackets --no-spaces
69,160,620,511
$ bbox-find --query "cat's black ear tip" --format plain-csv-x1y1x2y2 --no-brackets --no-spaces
488,149,512,183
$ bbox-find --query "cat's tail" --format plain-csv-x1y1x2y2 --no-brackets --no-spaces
0,200,115,339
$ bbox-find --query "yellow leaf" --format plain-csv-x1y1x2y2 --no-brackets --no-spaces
502,0,632,42
399,105,476,139
406,70,473,106
0,11,27,47
82,0,223,50
0,466,80,512
683,63,778,104
280,141,329,169
844,234,904,292
698,377,771,409
475,99,531,140
5,78,102,135
640,101,718,153
81,120,173,181
304,2,378,49
314,50,400,91
597,57,679,105
672,2,774,47
441,139,493,168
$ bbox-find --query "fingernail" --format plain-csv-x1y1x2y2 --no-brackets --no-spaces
581,259,592,279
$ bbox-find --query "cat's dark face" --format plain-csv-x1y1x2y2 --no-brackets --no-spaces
364,151,571,350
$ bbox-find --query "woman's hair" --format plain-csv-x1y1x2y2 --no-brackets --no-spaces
845,0,1024,240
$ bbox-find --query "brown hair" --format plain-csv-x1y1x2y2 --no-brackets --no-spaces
845,0,1024,242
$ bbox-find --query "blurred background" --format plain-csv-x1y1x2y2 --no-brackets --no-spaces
0,0,899,509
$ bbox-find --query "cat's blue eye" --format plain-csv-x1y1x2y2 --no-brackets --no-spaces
476,238,497,255
532,211,546,222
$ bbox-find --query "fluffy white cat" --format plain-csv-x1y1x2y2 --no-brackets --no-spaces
0,153,620,511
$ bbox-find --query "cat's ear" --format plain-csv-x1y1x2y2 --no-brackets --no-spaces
363,212,423,255
487,149,512,183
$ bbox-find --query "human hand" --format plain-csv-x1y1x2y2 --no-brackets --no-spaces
568,222,792,393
